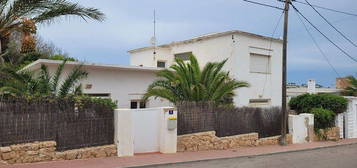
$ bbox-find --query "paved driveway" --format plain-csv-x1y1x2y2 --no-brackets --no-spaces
144,143,357,168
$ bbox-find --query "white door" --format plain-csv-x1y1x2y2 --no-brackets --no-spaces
132,109,161,153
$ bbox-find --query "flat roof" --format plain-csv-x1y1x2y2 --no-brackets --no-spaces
128,30,283,53
21,59,163,72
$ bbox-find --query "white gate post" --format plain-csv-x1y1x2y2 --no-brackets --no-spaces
114,109,134,157
159,107,177,153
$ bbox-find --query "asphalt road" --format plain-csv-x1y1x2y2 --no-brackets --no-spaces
143,143,357,168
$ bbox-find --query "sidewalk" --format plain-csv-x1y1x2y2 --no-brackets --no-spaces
2,138,357,168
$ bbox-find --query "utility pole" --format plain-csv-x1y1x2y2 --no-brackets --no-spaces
243,0,291,145
280,0,291,145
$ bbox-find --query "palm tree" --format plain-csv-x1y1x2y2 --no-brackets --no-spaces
143,54,249,104
343,75,357,96
0,60,88,97
0,0,105,54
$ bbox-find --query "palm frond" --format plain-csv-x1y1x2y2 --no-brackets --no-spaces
58,64,88,97
32,0,105,23
51,59,67,93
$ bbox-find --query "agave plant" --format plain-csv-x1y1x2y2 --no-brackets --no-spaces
144,54,249,104
0,60,88,97
0,0,105,55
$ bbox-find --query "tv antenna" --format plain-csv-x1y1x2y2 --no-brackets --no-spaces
150,9,157,60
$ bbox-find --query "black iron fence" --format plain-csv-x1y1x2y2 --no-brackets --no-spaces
0,98,114,151
177,102,282,138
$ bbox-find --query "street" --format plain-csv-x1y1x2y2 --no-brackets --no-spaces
145,144,357,168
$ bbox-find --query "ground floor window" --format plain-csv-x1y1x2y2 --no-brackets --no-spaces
130,100,146,109
249,99,271,107
85,93,110,98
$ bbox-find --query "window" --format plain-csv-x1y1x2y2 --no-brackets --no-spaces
174,52,192,61
85,93,110,98
250,53,271,73
157,61,166,68
249,99,270,104
130,100,146,109
249,99,271,107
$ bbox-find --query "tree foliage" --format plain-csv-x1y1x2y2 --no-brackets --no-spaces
143,54,249,105
310,108,335,130
0,60,87,97
342,75,357,97
289,93,348,114
0,0,105,55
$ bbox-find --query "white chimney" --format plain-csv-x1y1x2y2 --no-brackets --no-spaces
307,80,316,94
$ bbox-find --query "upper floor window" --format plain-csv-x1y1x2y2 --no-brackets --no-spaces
174,52,192,61
157,61,166,68
250,53,271,74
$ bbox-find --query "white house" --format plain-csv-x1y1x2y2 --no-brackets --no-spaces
22,59,171,109
129,30,283,107
22,30,283,108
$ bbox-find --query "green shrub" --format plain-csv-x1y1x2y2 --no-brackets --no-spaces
74,95,118,109
310,108,335,130
289,93,347,114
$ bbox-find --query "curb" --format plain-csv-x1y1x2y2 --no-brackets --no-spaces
127,142,357,168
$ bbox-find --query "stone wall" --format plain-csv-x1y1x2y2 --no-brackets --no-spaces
0,141,117,164
314,127,340,141
177,131,292,152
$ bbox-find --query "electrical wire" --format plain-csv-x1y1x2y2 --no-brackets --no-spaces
291,3,357,63
303,0,357,48
293,9,342,78
243,0,284,10
261,11,284,96
293,0,357,17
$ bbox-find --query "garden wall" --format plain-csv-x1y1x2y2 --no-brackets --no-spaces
177,131,292,152
0,141,117,164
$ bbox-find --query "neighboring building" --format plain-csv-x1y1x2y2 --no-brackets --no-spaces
129,30,283,107
287,80,343,101
336,77,351,89
22,59,171,109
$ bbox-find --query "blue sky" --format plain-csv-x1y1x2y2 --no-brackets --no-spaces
38,0,357,87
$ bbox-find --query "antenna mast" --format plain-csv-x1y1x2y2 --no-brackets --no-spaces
151,9,157,60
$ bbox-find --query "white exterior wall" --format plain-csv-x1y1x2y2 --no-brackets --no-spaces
344,97,357,138
45,64,171,109
114,107,177,156
130,33,283,107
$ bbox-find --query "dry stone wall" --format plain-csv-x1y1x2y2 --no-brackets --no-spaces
177,131,292,152
314,127,340,141
0,141,117,164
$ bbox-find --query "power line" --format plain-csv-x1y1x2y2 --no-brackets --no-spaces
243,0,284,10
291,3,357,63
293,9,342,78
303,0,357,48
293,0,357,17
262,11,284,96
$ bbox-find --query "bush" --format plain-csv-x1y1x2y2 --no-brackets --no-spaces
74,95,118,109
289,94,347,114
310,108,335,130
